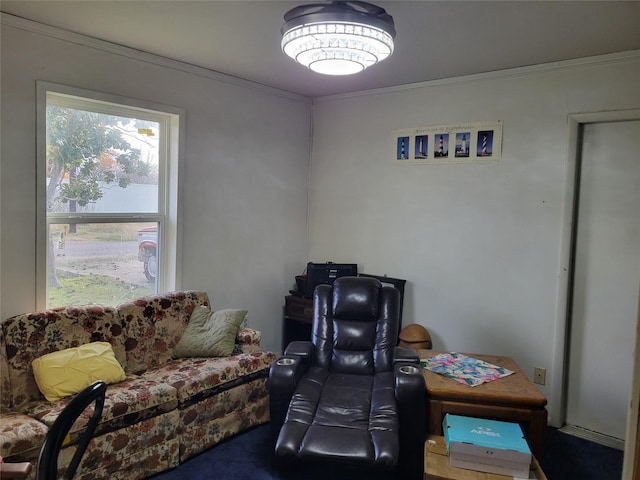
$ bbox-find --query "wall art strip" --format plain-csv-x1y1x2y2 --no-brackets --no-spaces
392,120,502,165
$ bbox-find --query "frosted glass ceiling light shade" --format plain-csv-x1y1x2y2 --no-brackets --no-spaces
281,1,395,75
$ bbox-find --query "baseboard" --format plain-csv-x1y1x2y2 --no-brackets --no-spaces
559,424,624,451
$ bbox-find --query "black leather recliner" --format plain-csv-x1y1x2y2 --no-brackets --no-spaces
269,276,426,479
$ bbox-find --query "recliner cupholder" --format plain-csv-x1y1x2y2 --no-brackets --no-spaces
276,358,295,366
398,365,419,375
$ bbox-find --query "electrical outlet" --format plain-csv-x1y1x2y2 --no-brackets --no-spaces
533,366,546,385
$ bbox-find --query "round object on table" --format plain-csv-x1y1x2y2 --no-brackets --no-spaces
398,324,432,350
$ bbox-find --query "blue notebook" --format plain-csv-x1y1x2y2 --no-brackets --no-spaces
443,414,532,477
443,414,531,453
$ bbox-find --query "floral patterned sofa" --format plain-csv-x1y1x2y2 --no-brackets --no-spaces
0,291,276,479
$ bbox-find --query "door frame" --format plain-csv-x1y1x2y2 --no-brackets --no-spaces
552,109,640,479
631,289,640,480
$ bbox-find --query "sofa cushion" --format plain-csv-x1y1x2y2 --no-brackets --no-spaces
23,375,178,445
140,351,276,406
117,291,210,375
173,307,247,358
32,342,126,402
0,411,48,459
1,305,126,409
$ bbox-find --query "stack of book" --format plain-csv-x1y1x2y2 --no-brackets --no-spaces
443,414,532,478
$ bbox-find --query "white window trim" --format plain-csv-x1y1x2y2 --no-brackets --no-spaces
36,81,184,308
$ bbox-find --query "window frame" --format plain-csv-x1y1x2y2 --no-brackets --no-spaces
36,82,184,308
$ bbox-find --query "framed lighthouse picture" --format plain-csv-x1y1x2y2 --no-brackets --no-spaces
391,120,502,165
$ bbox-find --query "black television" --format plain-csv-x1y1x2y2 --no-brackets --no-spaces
304,262,358,298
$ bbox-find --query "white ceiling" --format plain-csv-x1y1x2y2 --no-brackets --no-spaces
2,1,640,98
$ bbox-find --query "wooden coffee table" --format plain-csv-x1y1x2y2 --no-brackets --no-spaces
418,350,548,459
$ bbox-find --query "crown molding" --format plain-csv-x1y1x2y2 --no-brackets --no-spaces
315,49,640,103
1,12,311,104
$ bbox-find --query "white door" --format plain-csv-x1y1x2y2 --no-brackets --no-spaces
566,120,640,441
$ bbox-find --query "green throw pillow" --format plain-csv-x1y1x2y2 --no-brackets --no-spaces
173,306,247,358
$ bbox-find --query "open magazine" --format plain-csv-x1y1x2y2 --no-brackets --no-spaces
421,352,514,387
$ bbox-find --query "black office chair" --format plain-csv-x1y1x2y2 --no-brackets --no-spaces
37,381,107,480
1,381,107,480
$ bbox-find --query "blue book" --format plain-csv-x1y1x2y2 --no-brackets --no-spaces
443,414,532,477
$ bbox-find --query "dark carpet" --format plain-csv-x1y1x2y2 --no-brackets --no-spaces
151,423,624,479
541,427,623,480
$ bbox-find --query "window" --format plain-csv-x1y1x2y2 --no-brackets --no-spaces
37,84,181,308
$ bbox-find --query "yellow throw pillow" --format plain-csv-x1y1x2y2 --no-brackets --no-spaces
32,342,126,402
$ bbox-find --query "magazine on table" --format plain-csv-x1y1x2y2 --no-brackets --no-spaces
421,352,514,386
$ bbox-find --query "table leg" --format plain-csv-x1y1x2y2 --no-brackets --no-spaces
428,400,444,435
528,408,548,459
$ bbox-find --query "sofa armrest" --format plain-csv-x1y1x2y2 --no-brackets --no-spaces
0,412,49,461
236,327,261,353
0,461,33,479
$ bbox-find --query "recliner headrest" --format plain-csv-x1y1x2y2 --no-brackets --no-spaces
332,277,380,321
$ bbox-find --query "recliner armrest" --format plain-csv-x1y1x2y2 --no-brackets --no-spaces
394,361,426,480
268,355,306,449
393,346,420,364
394,363,425,404
283,340,314,364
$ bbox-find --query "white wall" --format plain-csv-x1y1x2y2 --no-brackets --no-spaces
0,15,312,353
3,12,640,428
308,52,640,425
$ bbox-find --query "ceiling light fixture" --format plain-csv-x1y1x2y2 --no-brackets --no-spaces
281,1,396,76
